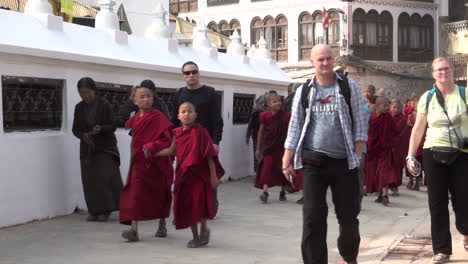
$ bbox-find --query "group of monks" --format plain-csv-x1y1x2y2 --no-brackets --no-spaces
120,86,223,248
250,86,424,208
364,86,423,206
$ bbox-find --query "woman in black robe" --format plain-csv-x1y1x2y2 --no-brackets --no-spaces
72,77,123,222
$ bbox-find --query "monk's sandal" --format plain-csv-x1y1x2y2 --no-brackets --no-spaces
260,192,269,203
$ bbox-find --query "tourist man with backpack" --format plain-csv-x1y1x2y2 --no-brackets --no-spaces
282,44,368,264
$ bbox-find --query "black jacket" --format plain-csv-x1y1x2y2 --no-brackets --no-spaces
171,85,223,144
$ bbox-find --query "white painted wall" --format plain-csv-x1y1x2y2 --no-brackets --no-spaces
0,9,290,227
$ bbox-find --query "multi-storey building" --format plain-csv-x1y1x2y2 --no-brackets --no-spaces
444,0,468,87
172,0,446,99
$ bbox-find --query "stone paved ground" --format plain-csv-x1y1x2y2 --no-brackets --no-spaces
0,177,465,264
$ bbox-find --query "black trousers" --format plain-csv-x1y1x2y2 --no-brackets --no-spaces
302,154,361,264
423,149,468,255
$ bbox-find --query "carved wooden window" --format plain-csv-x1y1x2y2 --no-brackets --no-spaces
207,0,239,7
2,76,63,132
398,13,434,62
208,21,219,32
251,17,264,47
93,82,132,127
312,11,324,45
233,93,255,124
230,19,241,36
219,20,230,37
169,0,197,14
327,11,340,46
352,8,392,61
250,15,288,61
299,12,313,61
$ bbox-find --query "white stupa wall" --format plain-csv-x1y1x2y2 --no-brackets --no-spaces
0,9,291,227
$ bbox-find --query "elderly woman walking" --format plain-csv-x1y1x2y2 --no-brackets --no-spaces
407,57,468,263
72,77,123,222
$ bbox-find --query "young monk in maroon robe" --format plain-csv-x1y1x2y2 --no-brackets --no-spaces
255,93,291,203
156,102,223,248
365,97,398,206
389,99,411,195
120,87,174,242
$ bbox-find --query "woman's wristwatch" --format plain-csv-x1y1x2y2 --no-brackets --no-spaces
282,164,291,170
406,156,417,162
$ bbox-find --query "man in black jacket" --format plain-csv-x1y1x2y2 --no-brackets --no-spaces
171,61,224,211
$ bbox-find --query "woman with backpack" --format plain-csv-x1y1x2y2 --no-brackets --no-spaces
407,57,468,263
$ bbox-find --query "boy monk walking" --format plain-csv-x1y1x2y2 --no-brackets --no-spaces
255,93,291,203
365,97,398,206
157,102,223,248
120,86,174,241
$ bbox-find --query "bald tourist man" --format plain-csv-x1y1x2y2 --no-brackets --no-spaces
282,44,368,264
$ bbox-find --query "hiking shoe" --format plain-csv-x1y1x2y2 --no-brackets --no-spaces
122,229,139,242
279,191,287,201
296,197,303,204
96,214,109,222
86,214,97,222
260,192,269,203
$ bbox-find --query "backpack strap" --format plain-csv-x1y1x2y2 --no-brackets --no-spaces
425,88,436,113
459,86,468,116
301,79,313,110
337,75,354,129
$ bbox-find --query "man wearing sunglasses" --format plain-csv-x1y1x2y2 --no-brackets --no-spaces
171,61,224,212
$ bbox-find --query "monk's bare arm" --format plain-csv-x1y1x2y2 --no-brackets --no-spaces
207,157,219,188
154,136,176,157
255,124,265,160
408,112,427,157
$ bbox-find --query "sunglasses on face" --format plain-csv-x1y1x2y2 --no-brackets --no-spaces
183,70,199,75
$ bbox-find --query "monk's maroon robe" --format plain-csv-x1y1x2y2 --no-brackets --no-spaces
173,124,224,230
391,113,411,186
365,112,398,193
255,110,290,189
120,110,173,225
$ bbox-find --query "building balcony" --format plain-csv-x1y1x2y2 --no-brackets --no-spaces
446,20,468,55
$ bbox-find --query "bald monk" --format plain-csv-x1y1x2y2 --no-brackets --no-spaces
120,86,174,242
156,102,224,248
389,99,411,195
364,84,377,106
365,96,398,206
255,93,291,203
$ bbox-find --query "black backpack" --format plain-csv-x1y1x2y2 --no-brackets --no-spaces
300,74,354,127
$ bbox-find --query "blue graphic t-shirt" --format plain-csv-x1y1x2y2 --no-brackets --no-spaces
303,80,347,158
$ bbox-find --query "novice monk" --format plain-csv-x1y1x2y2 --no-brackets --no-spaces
365,96,398,206
156,102,224,248
120,86,174,242
389,99,411,196
255,93,291,203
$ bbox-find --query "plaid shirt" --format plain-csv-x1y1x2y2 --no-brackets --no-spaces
284,73,368,170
